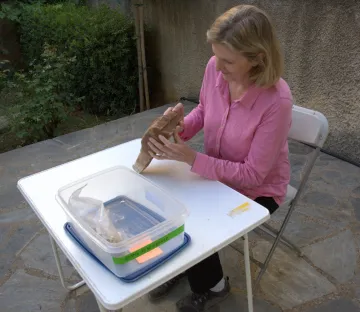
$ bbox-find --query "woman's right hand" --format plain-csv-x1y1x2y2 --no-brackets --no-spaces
164,102,185,132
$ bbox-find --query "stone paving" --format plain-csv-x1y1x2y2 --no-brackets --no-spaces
0,101,360,311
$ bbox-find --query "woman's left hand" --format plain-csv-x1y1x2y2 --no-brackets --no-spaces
148,128,197,166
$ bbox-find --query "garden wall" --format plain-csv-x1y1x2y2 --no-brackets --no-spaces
142,0,360,163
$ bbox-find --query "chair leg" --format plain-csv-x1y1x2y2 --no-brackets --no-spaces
253,147,320,291
253,202,298,291
256,223,303,257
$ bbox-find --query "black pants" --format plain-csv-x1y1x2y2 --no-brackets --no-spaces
187,197,279,294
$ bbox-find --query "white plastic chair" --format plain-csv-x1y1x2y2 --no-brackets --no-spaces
253,104,329,290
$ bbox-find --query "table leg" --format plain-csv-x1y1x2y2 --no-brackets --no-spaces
243,234,254,312
96,298,123,312
49,234,86,291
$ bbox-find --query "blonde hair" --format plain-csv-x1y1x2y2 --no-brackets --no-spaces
207,5,283,88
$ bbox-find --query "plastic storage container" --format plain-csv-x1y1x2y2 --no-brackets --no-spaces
56,166,189,279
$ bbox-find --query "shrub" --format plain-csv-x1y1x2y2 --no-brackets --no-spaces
8,44,83,143
0,0,74,23
0,60,11,91
18,3,138,116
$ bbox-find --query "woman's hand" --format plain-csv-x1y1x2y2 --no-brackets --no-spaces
164,102,185,132
148,127,196,166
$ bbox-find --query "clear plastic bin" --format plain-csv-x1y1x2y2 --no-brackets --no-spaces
56,166,189,278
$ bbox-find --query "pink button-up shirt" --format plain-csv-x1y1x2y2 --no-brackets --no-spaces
180,56,293,205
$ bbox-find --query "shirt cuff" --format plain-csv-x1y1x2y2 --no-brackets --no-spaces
190,152,209,177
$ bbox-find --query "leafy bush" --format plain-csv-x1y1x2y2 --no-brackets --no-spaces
0,60,11,91
8,44,83,143
0,0,74,22
18,3,138,115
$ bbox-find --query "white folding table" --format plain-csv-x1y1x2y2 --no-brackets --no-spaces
17,138,269,312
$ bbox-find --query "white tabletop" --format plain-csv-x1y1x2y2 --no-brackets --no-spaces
17,138,269,310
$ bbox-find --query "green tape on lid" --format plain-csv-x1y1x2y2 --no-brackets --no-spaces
112,225,185,265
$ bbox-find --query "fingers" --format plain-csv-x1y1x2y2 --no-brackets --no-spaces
164,103,184,119
148,138,169,154
158,135,185,157
157,135,175,148
164,107,172,115
147,133,185,162
148,137,175,157
173,127,183,144
149,150,169,160
176,122,184,132
148,140,163,155
173,102,184,113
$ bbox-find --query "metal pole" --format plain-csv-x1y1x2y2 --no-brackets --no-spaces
49,234,85,291
244,234,254,312
133,0,144,112
255,223,303,256
138,0,150,110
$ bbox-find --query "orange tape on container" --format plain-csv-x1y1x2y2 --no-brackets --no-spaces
129,239,163,264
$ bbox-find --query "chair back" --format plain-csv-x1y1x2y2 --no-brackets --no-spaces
289,105,329,148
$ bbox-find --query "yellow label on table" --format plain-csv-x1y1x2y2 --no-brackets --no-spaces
228,202,250,217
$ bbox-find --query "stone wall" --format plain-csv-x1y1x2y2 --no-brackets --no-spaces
142,0,360,163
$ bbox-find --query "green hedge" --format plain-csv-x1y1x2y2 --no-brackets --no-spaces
19,3,138,116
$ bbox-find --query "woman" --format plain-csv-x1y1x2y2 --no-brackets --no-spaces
147,4,292,312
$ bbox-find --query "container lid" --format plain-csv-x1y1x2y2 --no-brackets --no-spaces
56,166,188,253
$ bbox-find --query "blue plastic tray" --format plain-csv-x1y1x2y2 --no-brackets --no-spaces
63,196,190,282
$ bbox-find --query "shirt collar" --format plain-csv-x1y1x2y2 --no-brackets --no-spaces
216,71,263,109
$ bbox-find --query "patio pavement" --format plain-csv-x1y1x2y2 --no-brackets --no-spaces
0,101,360,312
